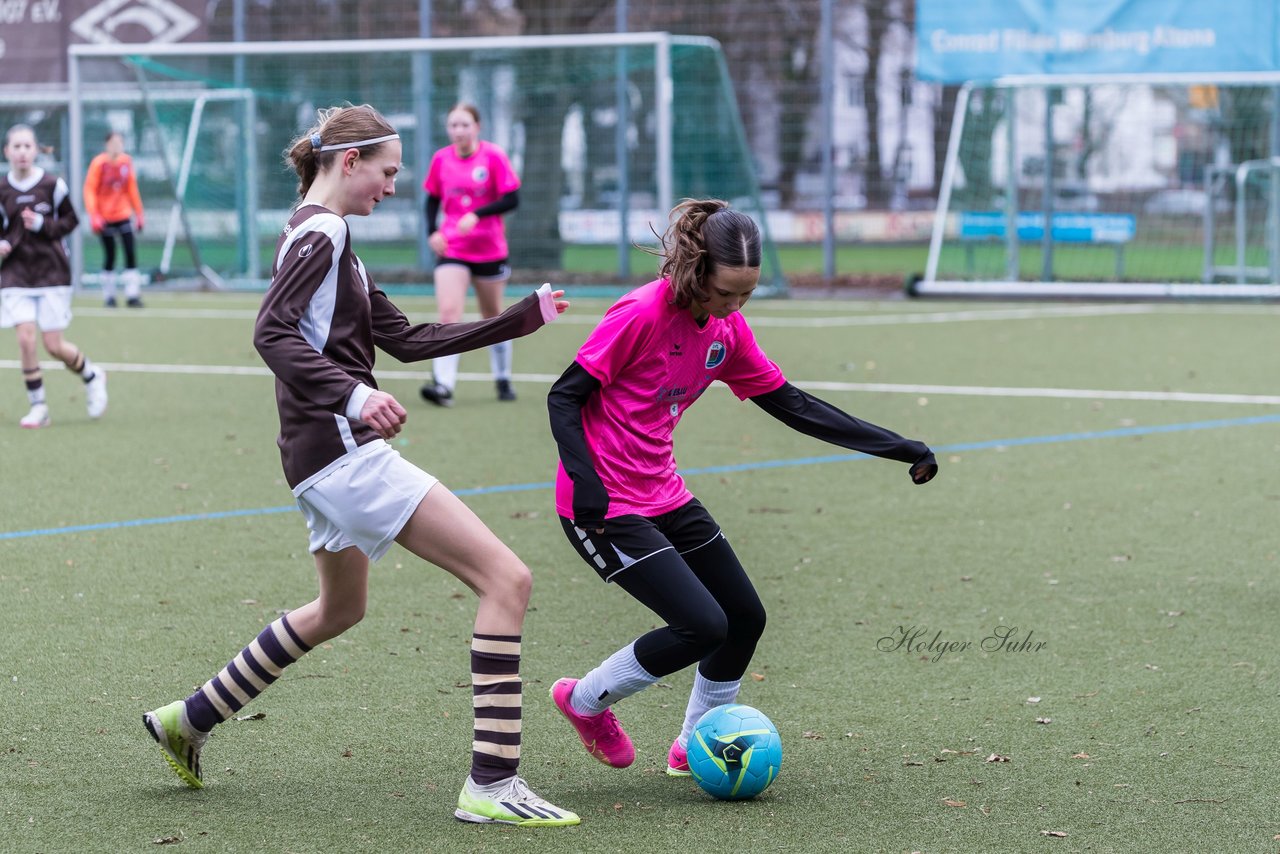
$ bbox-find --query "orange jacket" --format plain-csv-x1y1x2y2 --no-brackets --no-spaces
83,152,144,229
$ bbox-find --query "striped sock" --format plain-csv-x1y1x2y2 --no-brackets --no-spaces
23,369,44,405
470,633,522,786
183,614,312,733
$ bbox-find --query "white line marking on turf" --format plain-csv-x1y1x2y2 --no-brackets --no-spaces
70,303,1159,327
4,360,1277,405
747,304,1157,326
795,380,1280,406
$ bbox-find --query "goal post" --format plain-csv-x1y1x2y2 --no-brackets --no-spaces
918,71,1280,299
66,33,785,294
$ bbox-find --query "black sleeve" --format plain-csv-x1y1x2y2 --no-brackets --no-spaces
750,381,938,484
547,361,611,527
472,188,519,219
425,194,441,233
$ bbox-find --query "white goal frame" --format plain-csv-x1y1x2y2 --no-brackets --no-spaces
920,71,1280,300
68,33,682,289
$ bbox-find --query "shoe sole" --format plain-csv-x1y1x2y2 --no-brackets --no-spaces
143,711,204,789
454,808,579,827
665,766,691,777
19,421,50,429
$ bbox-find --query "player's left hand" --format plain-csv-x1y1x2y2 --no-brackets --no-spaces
550,288,569,314
21,208,43,232
135,215,145,234
359,390,408,440
456,211,479,235
0,240,10,258
910,452,938,485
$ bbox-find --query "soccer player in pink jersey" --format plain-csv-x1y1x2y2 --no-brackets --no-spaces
419,103,522,406
546,198,938,776
141,105,578,827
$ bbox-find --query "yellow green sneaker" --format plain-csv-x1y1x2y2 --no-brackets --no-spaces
143,700,207,789
454,775,580,827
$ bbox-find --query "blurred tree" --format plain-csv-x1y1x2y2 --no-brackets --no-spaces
507,1,612,268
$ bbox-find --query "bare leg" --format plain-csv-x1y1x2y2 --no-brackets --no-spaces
429,264,472,393
396,485,533,784
284,545,371,646
395,485,530,633
473,277,513,391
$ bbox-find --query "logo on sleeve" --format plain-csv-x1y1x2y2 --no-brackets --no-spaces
299,244,314,258
704,340,726,369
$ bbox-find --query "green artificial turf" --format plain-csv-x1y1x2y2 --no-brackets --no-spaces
2,294,1277,852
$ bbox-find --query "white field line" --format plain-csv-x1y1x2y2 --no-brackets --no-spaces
3,360,1277,405
795,380,1280,406
69,303,1161,327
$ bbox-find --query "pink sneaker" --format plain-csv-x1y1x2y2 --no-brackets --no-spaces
665,738,690,777
550,678,635,768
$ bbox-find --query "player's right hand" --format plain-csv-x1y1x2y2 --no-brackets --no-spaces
427,230,447,255
0,240,10,258
90,214,105,234
359,390,408,440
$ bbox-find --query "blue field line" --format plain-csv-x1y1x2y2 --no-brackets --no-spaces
4,412,1279,542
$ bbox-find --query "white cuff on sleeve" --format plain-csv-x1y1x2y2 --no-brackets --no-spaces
536,282,559,324
345,383,376,422
26,212,44,232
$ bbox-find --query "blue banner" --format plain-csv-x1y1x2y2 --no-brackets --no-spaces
917,0,1278,82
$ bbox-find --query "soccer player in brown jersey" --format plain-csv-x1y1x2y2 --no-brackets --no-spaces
142,104,579,827
0,124,107,427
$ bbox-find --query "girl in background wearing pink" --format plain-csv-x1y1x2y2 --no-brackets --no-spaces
420,103,521,407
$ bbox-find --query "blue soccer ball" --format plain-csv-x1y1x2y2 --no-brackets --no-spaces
687,703,782,800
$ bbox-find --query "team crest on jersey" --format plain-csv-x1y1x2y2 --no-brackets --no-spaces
704,340,726,369
472,166,489,183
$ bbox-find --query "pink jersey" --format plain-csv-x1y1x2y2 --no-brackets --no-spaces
424,140,520,262
555,278,786,519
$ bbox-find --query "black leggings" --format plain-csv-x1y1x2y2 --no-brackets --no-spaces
615,534,767,682
100,222,137,271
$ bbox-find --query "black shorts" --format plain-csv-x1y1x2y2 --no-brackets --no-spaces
559,498,722,583
435,257,510,281
101,219,134,238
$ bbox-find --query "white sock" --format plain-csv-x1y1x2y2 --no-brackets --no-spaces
78,357,98,382
434,352,460,391
100,270,117,300
571,641,658,716
488,340,512,381
123,268,141,299
677,672,741,748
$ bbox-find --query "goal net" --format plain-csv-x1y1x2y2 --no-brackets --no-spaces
918,74,1280,299
62,34,784,293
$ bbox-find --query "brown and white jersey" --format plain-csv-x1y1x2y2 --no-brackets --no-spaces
0,168,79,288
255,204,557,491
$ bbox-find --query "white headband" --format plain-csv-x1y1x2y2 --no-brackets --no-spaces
311,132,400,152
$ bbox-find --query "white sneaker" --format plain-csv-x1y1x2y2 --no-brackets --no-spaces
86,370,108,419
454,775,580,826
19,403,50,429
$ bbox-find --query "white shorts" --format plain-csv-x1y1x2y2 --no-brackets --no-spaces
0,286,73,331
296,443,438,562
